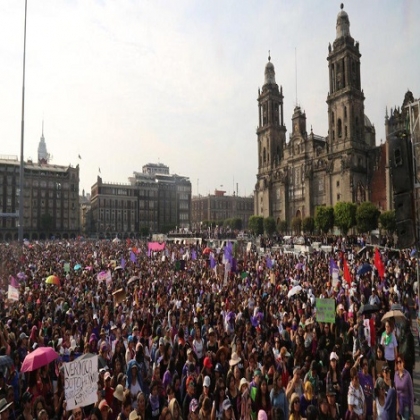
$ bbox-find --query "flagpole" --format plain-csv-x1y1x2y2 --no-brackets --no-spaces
18,0,28,243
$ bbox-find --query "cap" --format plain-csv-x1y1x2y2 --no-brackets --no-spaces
254,369,262,377
128,335,134,343
203,356,213,369
19,332,29,340
193,317,199,323
159,337,165,346
104,372,111,381
222,399,232,411
189,398,199,413
382,364,390,372
239,378,249,389
187,348,193,355
229,352,241,366
215,363,223,373
208,327,215,335
203,376,211,387
326,387,336,396
113,384,124,402
186,376,196,388
330,352,339,361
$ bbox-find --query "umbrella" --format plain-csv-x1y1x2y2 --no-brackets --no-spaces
381,310,406,324
21,347,59,373
288,285,302,298
0,355,13,370
115,266,123,271
203,247,212,255
127,276,140,285
74,264,82,270
357,263,372,276
45,275,60,286
358,304,380,316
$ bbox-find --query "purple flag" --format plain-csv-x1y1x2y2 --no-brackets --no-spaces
329,258,339,275
231,258,237,273
120,257,126,269
210,255,216,269
130,251,137,263
266,256,272,269
191,250,197,261
10,276,18,288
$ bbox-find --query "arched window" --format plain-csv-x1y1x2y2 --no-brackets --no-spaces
263,148,266,163
344,106,347,119
337,119,342,138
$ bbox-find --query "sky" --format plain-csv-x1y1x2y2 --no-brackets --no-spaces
0,0,419,198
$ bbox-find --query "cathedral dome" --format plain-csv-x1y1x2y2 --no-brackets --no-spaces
364,114,373,128
264,54,276,85
336,3,351,39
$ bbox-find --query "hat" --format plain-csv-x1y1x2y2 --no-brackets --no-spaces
203,376,211,387
285,350,291,357
293,366,300,375
208,327,215,335
222,399,232,411
330,352,339,361
189,398,199,413
100,328,106,336
258,410,268,420
229,352,241,366
203,356,213,369
21,391,32,404
215,363,223,373
19,332,28,340
113,384,124,402
104,371,111,381
129,410,140,420
99,400,110,411
193,317,199,323
159,337,165,346
187,348,193,355
239,378,249,389
326,387,336,396
0,399,12,414
375,377,386,390
337,304,344,310
382,364,390,372
254,368,262,377
128,335,134,343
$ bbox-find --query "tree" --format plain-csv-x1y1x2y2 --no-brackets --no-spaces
334,202,356,235
248,215,264,235
302,216,315,234
231,217,243,231
379,210,396,234
356,201,380,233
277,220,288,234
315,206,334,234
291,216,302,234
264,217,276,235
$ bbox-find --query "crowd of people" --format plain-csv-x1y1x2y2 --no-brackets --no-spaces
0,237,418,420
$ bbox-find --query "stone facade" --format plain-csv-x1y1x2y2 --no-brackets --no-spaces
255,5,380,226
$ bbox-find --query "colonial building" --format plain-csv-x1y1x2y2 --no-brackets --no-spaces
255,4,380,225
0,139,80,241
90,163,191,237
191,190,254,229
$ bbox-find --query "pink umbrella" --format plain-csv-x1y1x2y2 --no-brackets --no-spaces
21,347,59,373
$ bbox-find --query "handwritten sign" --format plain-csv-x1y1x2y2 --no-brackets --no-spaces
64,263,70,274
97,270,112,285
7,285,19,301
315,298,336,324
64,353,98,410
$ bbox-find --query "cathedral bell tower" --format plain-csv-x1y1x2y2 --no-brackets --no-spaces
255,54,287,217
326,3,365,154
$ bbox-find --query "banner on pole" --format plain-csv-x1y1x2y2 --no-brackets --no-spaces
64,353,98,410
7,285,19,301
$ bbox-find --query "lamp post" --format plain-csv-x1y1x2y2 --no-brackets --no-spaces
18,0,28,242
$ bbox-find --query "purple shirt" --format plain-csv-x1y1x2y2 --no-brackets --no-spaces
358,372,374,416
394,369,414,416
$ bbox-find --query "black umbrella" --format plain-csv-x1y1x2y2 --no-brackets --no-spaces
358,304,380,316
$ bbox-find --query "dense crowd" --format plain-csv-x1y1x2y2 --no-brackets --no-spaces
0,237,417,420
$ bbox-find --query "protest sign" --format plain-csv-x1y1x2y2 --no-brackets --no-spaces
64,353,98,410
64,263,70,273
7,285,19,301
97,270,112,285
315,298,336,323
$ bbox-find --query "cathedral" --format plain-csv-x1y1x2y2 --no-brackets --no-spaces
254,4,380,225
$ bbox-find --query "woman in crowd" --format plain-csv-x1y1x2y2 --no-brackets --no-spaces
347,367,365,420
288,393,302,420
394,354,414,420
299,381,316,418
270,371,288,420
380,321,398,381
